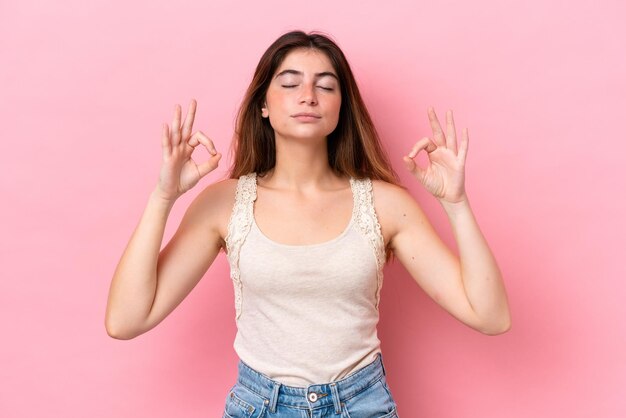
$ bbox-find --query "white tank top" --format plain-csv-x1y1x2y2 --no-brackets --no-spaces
224,172,386,387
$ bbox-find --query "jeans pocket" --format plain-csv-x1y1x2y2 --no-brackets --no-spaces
380,406,399,418
341,378,396,418
379,375,397,405
223,383,267,418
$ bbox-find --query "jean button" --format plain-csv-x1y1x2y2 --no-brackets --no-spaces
308,392,318,402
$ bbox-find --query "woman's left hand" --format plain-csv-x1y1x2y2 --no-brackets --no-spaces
403,107,469,204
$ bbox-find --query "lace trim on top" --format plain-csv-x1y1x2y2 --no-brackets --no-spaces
225,173,386,320
351,177,386,309
224,172,257,321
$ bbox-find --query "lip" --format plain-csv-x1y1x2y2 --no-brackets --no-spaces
291,112,321,118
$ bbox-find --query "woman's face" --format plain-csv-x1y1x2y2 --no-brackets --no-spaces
262,48,342,142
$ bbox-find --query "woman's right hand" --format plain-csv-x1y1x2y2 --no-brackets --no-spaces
155,99,222,202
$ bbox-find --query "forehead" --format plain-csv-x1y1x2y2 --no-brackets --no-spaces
275,48,335,75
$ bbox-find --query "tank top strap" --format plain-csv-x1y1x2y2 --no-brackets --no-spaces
225,172,258,320
350,177,386,309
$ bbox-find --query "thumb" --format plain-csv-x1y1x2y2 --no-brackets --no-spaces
196,153,222,178
403,155,425,182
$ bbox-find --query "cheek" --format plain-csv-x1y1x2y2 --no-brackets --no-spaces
264,88,283,111
264,95,275,111
329,97,342,122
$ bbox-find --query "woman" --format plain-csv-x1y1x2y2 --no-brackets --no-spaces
105,30,511,417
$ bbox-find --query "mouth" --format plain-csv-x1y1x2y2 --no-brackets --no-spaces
291,112,321,118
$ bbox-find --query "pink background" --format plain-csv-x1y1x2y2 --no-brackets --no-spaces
1,0,624,416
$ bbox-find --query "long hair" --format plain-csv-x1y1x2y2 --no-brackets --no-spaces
227,30,401,262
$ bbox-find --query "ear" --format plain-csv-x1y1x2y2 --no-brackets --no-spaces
261,103,269,118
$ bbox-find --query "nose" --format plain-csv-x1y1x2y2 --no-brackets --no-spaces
298,83,317,105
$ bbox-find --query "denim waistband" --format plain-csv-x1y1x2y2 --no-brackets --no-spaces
235,352,387,413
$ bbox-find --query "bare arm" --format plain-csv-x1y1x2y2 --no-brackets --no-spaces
383,184,510,335
105,183,230,339
104,188,175,339
439,197,510,333
390,106,511,335
104,99,223,339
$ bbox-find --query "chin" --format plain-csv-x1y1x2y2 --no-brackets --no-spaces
275,128,335,142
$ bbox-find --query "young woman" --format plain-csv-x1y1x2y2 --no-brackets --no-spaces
105,30,511,417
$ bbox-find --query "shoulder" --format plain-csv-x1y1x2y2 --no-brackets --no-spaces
183,176,241,245
370,178,408,200
194,176,239,213
370,179,429,247
370,179,417,214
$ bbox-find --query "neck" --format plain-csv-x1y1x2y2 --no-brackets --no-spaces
264,134,337,190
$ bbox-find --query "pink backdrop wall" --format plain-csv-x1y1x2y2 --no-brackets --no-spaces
2,0,624,416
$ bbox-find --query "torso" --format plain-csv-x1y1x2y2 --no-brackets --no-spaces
253,174,354,246
212,174,397,253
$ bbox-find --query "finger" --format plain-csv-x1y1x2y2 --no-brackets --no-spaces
161,123,171,157
402,155,425,181
427,106,446,146
446,109,458,154
407,137,436,158
458,127,469,163
181,99,197,141
171,104,181,146
188,131,217,155
196,153,222,178
404,137,436,182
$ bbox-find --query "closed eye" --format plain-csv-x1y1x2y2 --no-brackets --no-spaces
281,85,297,88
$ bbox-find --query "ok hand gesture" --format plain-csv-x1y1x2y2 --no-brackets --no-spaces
403,107,469,204
156,99,222,201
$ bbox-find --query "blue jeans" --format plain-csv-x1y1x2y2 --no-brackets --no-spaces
223,352,399,418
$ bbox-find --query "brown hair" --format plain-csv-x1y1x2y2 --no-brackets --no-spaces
227,30,401,261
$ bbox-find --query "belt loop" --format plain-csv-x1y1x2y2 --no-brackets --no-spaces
269,381,281,413
329,382,341,414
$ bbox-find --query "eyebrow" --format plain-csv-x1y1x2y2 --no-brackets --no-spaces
274,69,339,81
